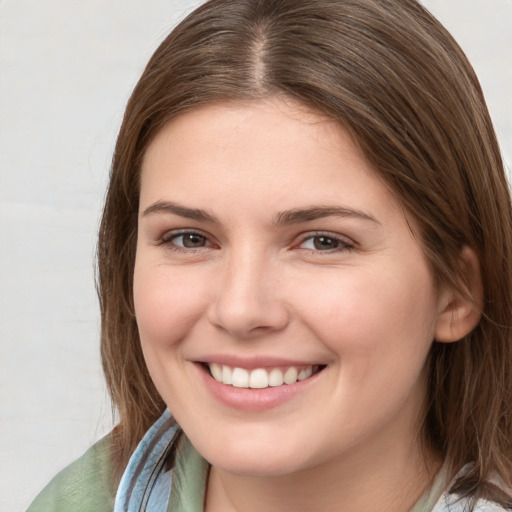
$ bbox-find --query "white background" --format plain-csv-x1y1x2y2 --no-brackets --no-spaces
0,1,510,511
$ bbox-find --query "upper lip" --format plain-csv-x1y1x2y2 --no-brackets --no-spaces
194,354,324,370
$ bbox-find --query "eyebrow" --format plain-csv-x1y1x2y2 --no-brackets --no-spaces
142,201,380,226
273,206,380,226
142,201,379,226
142,201,221,223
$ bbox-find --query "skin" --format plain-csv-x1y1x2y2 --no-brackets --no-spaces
134,98,471,511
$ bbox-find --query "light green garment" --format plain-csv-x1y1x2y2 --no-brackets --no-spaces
410,463,449,512
26,435,116,512
26,433,207,512
167,436,209,512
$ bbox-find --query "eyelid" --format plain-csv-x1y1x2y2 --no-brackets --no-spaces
159,228,216,249
161,228,205,242
295,231,356,252
155,228,355,253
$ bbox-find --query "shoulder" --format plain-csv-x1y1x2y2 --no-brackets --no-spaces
433,494,510,511
26,434,116,512
433,466,512,512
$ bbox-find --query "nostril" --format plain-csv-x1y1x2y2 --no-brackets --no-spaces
207,296,291,339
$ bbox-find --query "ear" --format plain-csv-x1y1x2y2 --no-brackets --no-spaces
435,246,484,343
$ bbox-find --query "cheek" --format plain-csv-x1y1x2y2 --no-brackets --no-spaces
298,266,438,422
133,263,209,348
293,263,438,359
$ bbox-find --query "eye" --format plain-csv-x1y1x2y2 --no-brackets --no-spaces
298,233,354,252
161,230,212,250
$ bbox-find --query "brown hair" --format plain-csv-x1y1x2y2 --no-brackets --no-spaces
97,0,512,505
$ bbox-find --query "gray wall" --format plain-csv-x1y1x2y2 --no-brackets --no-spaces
0,1,510,510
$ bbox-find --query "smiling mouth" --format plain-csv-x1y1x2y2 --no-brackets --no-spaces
205,363,324,389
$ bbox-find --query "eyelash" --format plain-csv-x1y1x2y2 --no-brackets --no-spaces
159,230,214,252
296,232,355,254
158,230,355,254
158,230,355,255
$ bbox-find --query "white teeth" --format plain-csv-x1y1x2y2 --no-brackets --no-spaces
210,363,222,382
283,366,298,384
283,367,298,384
222,365,233,385
249,368,268,389
268,368,284,387
207,364,318,388
231,367,249,388
298,366,313,381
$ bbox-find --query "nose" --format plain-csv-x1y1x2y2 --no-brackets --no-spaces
207,248,290,339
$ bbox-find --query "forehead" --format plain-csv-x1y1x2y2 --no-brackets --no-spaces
139,98,404,225
144,100,366,182
143,98,342,164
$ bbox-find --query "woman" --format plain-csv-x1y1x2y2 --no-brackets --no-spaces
28,0,512,510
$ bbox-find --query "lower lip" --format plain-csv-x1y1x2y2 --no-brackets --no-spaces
196,363,323,412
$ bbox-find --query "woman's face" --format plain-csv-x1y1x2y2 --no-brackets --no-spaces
134,99,448,477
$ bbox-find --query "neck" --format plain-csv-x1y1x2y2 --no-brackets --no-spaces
205,430,441,512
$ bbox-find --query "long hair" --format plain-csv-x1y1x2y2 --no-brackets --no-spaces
97,0,512,504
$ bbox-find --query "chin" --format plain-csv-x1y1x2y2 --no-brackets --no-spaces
193,432,316,477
